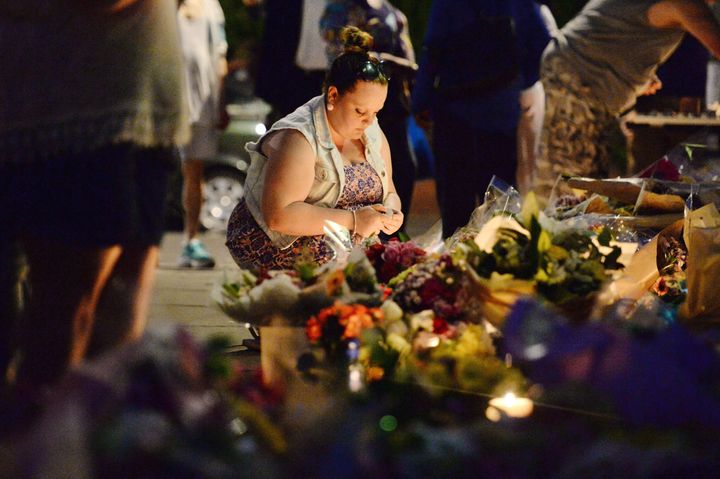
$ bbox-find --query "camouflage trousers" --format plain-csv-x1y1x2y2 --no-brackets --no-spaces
535,56,619,200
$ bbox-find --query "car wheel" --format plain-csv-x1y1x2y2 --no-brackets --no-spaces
201,167,245,232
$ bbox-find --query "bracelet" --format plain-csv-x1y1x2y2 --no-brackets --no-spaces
351,209,357,235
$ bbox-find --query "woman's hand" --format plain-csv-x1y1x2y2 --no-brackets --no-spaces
371,204,404,235
354,204,403,237
352,205,395,237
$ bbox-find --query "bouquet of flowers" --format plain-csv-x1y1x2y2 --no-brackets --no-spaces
398,322,526,397
651,232,687,306
12,325,284,478
388,252,466,326
461,209,624,324
305,301,384,365
213,268,305,326
214,249,384,327
364,238,427,284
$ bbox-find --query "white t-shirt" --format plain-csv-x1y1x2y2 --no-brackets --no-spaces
177,0,228,126
295,0,329,71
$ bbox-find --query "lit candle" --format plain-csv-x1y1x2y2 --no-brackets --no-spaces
348,366,364,393
488,392,534,419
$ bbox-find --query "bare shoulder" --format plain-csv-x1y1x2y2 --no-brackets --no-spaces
261,129,314,160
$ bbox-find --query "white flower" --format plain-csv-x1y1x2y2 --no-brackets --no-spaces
409,310,435,333
385,319,408,338
381,300,404,322
248,274,300,313
386,333,412,356
473,215,528,253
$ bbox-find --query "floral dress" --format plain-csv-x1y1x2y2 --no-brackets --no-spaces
226,161,383,270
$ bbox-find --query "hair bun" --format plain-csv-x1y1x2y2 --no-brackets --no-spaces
340,26,373,54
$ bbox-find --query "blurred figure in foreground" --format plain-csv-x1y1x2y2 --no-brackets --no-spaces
0,0,188,396
177,0,229,269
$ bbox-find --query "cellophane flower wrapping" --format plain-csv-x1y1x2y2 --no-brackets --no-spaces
679,201,720,321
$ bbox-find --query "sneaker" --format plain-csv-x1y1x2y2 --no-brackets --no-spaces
178,239,216,268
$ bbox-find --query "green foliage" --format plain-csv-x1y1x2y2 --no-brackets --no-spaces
219,0,263,59
466,218,624,308
392,0,434,51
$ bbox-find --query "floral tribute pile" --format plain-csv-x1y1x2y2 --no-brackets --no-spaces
15,182,720,478
213,190,636,400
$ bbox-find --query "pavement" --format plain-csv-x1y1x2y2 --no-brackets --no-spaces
148,178,440,358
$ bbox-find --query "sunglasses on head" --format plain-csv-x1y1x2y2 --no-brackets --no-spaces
358,60,391,81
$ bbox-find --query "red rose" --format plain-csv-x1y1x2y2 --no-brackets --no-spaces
420,278,446,304
433,317,449,334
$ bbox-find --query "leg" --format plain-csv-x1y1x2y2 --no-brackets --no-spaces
89,244,159,356
536,74,614,202
433,111,477,238
476,129,518,197
15,239,121,388
517,81,545,195
181,159,205,242
179,159,215,268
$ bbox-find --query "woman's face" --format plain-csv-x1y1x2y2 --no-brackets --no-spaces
327,81,388,140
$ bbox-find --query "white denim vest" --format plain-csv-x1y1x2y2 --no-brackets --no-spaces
243,94,389,249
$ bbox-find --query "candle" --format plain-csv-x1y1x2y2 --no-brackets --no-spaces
488,392,534,419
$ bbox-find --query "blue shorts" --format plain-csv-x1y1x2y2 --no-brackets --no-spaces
0,144,176,246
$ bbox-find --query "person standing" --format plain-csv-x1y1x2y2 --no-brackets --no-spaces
516,1,557,195
412,0,550,238
251,0,328,125
177,0,229,268
321,0,419,236
536,0,720,200
0,0,188,392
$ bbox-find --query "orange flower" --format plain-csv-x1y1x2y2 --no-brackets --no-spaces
366,366,385,382
326,271,346,296
306,317,322,341
307,302,384,342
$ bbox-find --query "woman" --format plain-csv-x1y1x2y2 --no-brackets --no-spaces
321,0,418,236
226,27,403,270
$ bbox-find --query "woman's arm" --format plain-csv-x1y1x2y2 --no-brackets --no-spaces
649,0,720,58
261,130,356,236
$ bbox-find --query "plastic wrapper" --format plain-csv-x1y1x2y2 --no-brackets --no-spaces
445,176,521,251
545,176,692,230
639,129,720,183
323,219,353,267
679,201,720,322
410,219,444,254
